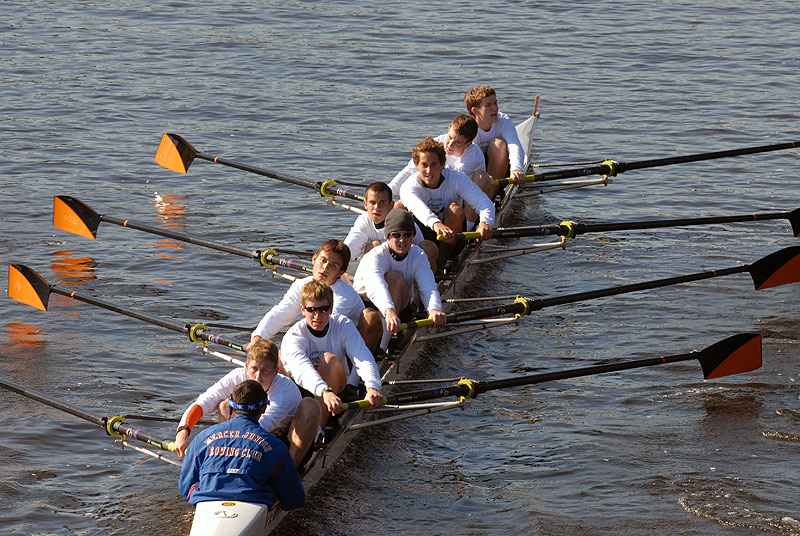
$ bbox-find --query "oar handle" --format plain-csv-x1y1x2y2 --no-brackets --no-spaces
440,222,575,241
399,298,530,330
340,380,475,411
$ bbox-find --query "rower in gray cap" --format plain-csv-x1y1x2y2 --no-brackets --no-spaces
353,209,446,334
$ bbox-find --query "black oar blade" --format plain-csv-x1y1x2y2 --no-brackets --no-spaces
748,246,800,290
788,208,800,238
8,264,51,311
154,133,197,174
697,332,761,379
53,195,100,239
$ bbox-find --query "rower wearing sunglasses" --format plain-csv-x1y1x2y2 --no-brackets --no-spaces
353,209,446,335
280,280,383,426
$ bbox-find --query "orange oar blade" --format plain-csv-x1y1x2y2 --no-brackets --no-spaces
154,133,197,174
749,246,800,290
8,264,52,311
699,332,761,379
53,196,100,239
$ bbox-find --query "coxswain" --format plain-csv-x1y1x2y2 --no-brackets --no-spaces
178,379,305,510
172,338,319,467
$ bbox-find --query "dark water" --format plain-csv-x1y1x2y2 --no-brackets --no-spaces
1,1,798,534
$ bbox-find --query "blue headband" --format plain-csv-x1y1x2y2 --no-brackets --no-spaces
228,396,268,413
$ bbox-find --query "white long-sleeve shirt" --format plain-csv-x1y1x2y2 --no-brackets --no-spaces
251,276,364,341
399,167,496,230
352,242,442,316
280,314,382,396
344,212,424,257
177,367,301,436
473,112,524,174
388,133,486,195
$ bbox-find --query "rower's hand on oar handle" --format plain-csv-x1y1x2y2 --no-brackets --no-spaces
364,387,383,410
476,222,493,241
385,308,401,334
433,222,455,243
510,170,525,185
322,389,342,415
173,428,191,458
429,309,446,327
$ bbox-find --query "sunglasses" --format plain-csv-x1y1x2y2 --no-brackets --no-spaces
388,231,414,239
302,304,331,314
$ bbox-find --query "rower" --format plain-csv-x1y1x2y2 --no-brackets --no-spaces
178,380,305,510
250,239,383,353
344,181,438,272
465,84,526,189
399,137,495,270
389,114,494,232
353,209,446,335
172,338,319,467
280,280,383,428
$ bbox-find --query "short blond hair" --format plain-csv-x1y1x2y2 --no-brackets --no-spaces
300,280,333,307
247,338,279,369
465,85,496,115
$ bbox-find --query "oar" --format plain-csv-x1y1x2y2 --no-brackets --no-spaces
52,195,313,274
341,332,761,411
154,133,365,202
442,208,800,241
0,378,175,453
495,140,800,188
399,246,800,330
7,264,248,352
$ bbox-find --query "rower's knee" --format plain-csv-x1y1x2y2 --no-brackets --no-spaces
318,352,346,392
384,270,411,309
418,240,438,273
217,399,231,422
443,203,465,230
295,397,320,430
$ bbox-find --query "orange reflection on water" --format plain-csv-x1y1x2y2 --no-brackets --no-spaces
51,250,97,285
152,193,186,265
3,322,45,350
153,192,186,230
50,250,96,314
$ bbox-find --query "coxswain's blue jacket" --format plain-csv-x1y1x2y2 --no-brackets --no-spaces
178,413,305,510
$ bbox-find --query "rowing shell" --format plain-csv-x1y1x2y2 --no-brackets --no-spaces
189,98,541,536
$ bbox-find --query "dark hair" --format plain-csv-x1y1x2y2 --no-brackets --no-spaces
315,239,351,274
365,181,393,201
232,380,267,413
450,114,479,142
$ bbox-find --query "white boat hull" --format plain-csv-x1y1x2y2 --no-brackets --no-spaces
190,500,274,536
